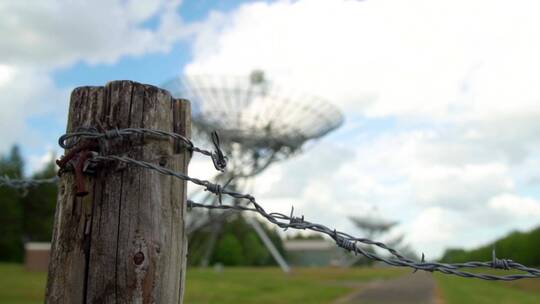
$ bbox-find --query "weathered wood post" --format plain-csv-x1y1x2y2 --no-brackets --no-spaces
45,80,190,303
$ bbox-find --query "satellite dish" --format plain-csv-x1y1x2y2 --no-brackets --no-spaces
163,71,344,271
164,71,343,177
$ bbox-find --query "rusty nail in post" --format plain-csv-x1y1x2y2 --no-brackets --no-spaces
56,141,98,168
74,151,93,197
133,252,145,265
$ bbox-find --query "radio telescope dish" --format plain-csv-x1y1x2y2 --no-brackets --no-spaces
164,70,343,177
163,71,343,271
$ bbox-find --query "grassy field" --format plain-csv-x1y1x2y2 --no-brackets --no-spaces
0,263,47,304
2,263,540,303
186,267,403,304
435,272,540,304
0,263,403,304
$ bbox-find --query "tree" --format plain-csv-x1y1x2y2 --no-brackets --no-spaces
0,145,24,261
189,214,285,267
440,226,540,266
21,156,57,242
242,231,269,265
214,233,243,266
0,147,59,261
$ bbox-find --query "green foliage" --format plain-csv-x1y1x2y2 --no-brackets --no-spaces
0,147,58,262
189,215,285,267
6,146,24,177
242,232,270,265
214,234,243,266
0,146,25,262
21,159,57,242
440,226,540,266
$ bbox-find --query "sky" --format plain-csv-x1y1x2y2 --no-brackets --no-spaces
1,0,540,259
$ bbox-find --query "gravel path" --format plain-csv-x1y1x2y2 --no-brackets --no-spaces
335,272,439,304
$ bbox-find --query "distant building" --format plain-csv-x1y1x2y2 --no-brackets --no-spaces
25,242,50,272
284,239,346,267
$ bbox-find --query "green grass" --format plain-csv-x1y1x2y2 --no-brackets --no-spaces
0,263,47,304
435,272,540,304
12,262,540,304
0,263,404,304
184,267,404,304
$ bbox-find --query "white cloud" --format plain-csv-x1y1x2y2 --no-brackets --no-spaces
411,163,513,209
186,0,540,121
183,0,540,257
0,66,68,152
0,0,189,157
0,64,14,85
0,0,186,67
401,193,540,257
488,194,540,219
405,207,466,252
28,149,56,173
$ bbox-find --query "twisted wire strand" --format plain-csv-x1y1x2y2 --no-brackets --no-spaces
58,127,227,171
0,175,59,189
0,175,59,196
92,154,540,281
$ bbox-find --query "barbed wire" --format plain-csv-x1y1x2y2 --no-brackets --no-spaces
0,175,59,189
2,130,540,281
91,154,540,281
59,127,227,171
0,175,59,196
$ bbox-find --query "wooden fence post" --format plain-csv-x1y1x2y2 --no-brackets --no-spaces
45,80,191,303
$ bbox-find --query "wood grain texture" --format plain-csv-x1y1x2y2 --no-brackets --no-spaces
45,81,190,304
